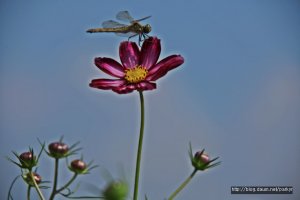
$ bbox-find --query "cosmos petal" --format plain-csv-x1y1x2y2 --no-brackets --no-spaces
146,55,184,81
140,37,161,69
136,81,157,91
119,41,140,69
112,84,135,94
94,57,125,78
89,79,126,90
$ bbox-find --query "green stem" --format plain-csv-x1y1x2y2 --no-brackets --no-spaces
167,169,197,200
27,186,31,200
133,91,145,200
49,158,59,200
30,172,45,200
56,173,78,194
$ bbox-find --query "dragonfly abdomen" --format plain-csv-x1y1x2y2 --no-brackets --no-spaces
86,27,130,33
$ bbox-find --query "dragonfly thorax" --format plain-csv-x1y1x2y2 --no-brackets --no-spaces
131,22,144,33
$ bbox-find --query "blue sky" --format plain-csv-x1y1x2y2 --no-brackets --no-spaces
1,0,300,199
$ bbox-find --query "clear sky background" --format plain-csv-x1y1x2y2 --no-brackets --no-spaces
1,0,300,200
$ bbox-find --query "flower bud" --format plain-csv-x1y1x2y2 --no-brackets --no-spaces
194,151,210,164
20,152,33,161
70,159,87,174
103,180,128,200
192,150,210,170
24,172,42,186
19,151,37,169
48,142,69,158
190,148,220,171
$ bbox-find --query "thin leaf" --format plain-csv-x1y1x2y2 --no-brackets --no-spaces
37,140,45,161
59,135,64,142
69,141,80,150
7,175,21,200
207,161,221,169
6,156,22,168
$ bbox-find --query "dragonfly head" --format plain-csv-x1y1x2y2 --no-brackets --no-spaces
143,24,151,34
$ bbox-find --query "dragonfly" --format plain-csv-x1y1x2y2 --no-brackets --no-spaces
86,11,152,45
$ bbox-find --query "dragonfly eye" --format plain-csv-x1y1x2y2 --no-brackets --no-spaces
143,24,151,34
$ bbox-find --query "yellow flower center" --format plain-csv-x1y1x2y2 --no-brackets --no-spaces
124,66,148,83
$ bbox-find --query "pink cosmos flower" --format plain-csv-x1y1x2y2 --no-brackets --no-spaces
89,37,184,94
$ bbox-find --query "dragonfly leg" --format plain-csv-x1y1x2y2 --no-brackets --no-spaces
141,33,150,42
144,33,150,39
138,34,142,46
137,34,150,46
128,33,139,42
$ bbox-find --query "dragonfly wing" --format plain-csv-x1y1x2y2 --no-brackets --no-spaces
115,32,138,37
102,20,126,28
116,11,134,22
135,15,151,22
